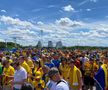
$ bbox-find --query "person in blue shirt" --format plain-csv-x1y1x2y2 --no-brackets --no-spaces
44,56,55,68
52,59,60,68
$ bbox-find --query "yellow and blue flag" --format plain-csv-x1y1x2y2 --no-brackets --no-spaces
94,64,107,90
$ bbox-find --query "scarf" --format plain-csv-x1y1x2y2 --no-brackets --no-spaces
73,66,79,86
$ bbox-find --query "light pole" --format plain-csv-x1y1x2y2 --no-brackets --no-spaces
40,30,43,47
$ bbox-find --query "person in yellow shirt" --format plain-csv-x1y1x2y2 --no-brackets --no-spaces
33,60,43,78
19,56,32,74
22,50,27,57
59,57,70,81
93,60,99,75
68,59,82,90
18,56,32,83
2,60,15,90
39,57,44,67
32,71,45,90
26,57,34,70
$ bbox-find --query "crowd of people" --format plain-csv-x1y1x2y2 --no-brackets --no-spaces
0,48,108,90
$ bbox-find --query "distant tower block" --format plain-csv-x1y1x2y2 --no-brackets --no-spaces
37,41,42,48
48,41,53,48
56,41,62,49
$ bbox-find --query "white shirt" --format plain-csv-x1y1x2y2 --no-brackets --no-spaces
46,80,56,90
14,67,27,89
56,79,69,90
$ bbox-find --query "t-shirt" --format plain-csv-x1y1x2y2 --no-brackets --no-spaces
45,62,55,68
21,61,32,74
27,59,34,69
46,80,56,90
3,65,15,85
14,67,27,89
52,59,60,68
59,63,70,80
33,79,45,90
34,67,43,78
3,66,15,76
56,79,69,90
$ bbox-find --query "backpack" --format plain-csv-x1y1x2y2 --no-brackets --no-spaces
56,80,66,85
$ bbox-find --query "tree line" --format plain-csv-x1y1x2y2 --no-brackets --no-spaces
0,42,108,50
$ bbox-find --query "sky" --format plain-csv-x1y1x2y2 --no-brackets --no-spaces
0,0,108,47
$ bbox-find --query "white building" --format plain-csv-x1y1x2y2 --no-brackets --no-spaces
48,41,53,48
56,41,62,49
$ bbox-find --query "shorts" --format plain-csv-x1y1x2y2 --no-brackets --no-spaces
84,75,94,86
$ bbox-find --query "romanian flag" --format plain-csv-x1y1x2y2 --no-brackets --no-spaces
94,64,107,90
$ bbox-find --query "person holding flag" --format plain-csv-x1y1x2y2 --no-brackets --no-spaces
94,56,108,90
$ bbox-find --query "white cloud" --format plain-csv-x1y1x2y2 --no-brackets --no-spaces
1,10,6,13
3,27,39,46
0,15,34,29
6,27,37,38
89,31,106,38
88,22,108,33
37,21,44,25
1,15,108,46
63,5,74,12
55,17,84,27
80,22,108,39
36,20,108,46
86,9,91,11
90,0,97,3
